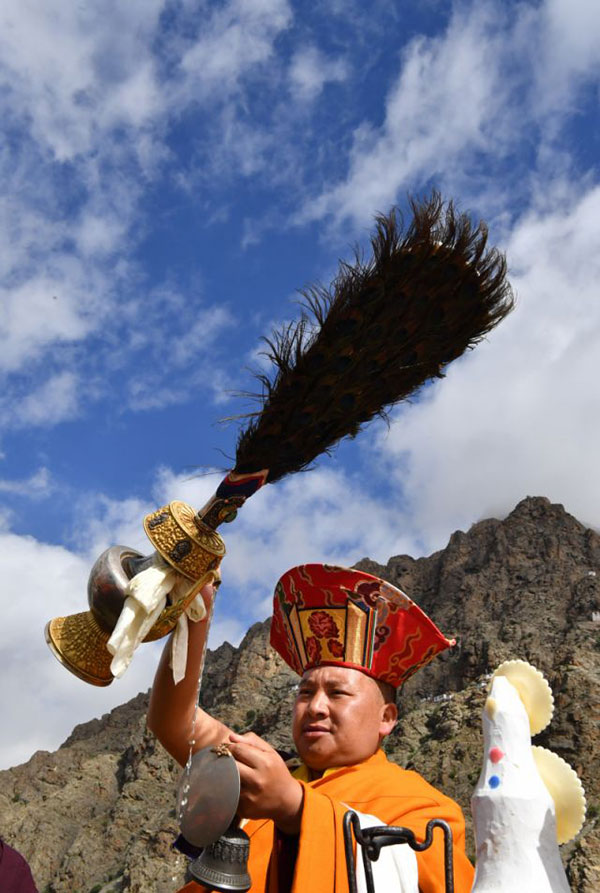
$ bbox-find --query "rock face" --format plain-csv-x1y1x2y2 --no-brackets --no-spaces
1,497,598,892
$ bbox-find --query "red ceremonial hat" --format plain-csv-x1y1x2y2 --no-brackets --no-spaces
270,564,455,688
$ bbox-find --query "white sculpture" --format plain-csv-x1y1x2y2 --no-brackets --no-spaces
471,660,586,893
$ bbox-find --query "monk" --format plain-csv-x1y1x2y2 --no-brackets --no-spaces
0,839,38,892
148,564,474,893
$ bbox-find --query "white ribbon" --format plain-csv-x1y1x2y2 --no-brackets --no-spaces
107,556,208,682
107,557,175,677
168,577,208,685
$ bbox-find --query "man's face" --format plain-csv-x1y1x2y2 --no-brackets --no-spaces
291,665,397,772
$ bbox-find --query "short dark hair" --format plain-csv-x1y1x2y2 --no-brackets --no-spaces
375,679,396,705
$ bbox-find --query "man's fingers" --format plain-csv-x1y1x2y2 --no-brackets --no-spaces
236,760,258,788
228,739,268,769
228,732,275,767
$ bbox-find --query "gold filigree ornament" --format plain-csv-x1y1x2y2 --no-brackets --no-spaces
45,501,226,686
45,611,114,686
141,502,225,643
144,501,226,582
532,746,587,844
492,659,554,735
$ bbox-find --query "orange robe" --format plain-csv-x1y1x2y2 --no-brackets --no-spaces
179,749,474,893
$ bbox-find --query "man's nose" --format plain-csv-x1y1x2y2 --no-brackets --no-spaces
306,691,329,717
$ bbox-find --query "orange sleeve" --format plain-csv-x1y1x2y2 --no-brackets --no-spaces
292,781,351,893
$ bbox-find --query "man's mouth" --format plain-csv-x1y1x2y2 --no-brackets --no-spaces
302,724,330,737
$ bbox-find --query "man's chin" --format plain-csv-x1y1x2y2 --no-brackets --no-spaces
297,742,354,775
296,739,334,768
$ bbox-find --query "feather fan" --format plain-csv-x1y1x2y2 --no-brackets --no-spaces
233,191,513,486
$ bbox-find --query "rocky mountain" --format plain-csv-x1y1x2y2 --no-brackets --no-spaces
1,496,598,892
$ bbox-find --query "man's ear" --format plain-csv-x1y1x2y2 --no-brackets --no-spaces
379,701,398,738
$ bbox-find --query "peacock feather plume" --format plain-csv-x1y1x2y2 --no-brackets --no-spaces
234,191,514,484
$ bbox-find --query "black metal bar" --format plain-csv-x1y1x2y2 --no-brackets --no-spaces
360,835,376,892
343,810,360,893
343,811,454,893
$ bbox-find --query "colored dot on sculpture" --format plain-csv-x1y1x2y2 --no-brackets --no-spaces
489,775,501,789
489,747,504,764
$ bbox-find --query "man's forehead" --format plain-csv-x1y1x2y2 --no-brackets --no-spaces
300,665,372,687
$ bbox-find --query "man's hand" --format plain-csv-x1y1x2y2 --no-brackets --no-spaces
228,732,304,835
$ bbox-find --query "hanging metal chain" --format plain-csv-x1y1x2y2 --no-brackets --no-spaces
343,811,455,893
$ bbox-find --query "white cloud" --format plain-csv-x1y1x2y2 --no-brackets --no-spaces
121,293,236,411
289,45,349,102
9,371,79,429
178,0,292,100
0,0,294,426
299,3,509,226
374,182,600,550
68,492,154,561
534,0,600,111
2,0,598,437
74,208,130,259
0,0,165,161
170,306,234,366
0,268,91,374
299,0,600,228
0,467,53,498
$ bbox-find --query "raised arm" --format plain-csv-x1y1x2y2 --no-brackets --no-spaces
147,581,231,766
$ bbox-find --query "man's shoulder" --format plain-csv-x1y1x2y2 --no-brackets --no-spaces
353,752,463,812
384,760,458,805
367,751,438,788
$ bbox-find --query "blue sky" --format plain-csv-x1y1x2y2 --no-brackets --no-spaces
1,0,600,769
